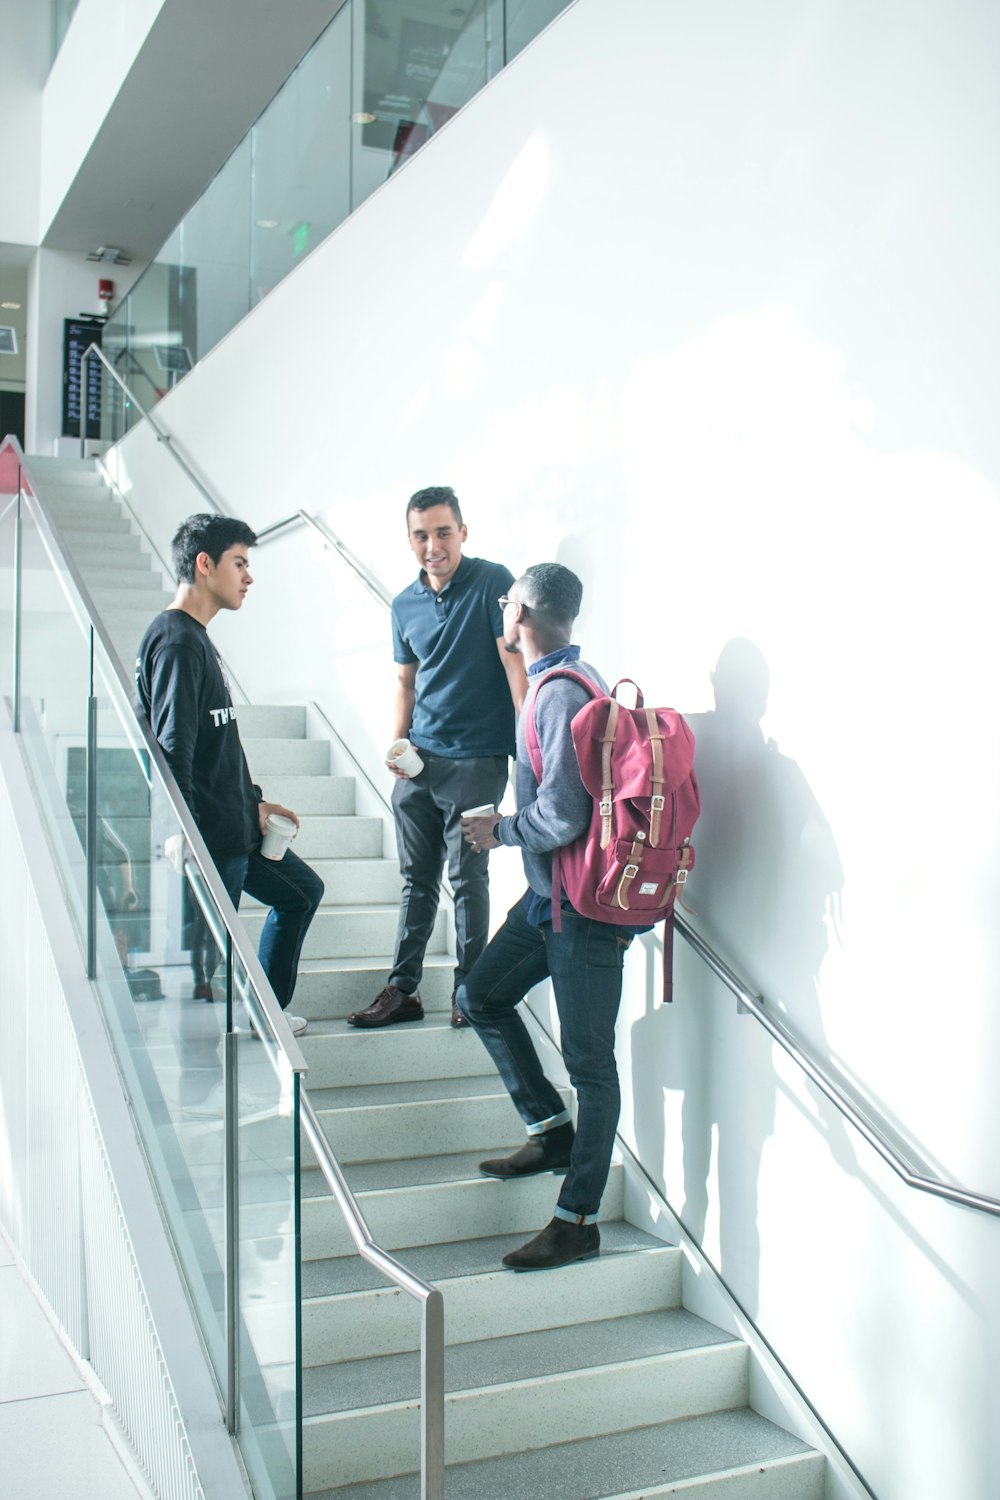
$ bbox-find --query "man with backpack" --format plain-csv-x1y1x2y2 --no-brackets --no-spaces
456,563,645,1272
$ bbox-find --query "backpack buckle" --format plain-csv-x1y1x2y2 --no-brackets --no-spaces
600,798,612,817
651,795,665,813
624,863,639,880
675,867,688,885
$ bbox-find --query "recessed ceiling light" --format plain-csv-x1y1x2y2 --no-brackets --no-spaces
255,218,279,229
351,111,377,125
1,301,21,310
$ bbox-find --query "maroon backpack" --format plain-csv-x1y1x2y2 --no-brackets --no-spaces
523,670,700,1001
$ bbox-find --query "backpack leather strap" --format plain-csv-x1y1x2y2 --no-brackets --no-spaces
644,706,665,847
599,699,619,849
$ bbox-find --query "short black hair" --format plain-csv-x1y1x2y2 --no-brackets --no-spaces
406,486,463,525
519,562,583,626
171,513,257,584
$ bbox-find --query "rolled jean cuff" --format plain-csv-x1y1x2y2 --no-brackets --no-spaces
553,1205,598,1226
526,1110,572,1136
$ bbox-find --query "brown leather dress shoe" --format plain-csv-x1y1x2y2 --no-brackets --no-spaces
450,990,469,1028
348,985,424,1028
479,1122,575,1178
502,1217,600,1271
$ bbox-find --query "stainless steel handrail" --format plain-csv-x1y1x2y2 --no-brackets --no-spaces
300,1093,445,1499
673,915,1000,1218
255,509,393,609
79,343,223,515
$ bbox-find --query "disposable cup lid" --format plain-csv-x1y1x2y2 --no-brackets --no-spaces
266,813,297,834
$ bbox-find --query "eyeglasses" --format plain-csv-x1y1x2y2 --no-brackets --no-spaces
498,595,527,612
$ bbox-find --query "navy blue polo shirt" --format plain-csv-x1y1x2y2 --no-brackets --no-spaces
391,554,516,758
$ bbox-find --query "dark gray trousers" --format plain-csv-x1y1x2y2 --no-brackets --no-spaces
390,752,509,995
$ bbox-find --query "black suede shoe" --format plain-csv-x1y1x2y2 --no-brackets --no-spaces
479,1122,575,1178
502,1217,600,1271
348,985,424,1028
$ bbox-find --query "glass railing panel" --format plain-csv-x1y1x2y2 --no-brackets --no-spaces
251,5,351,306
0,462,20,707
350,0,489,206
502,0,571,63
102,0,575,405
99,295,132,445
90,649,230,1390
179,136,252,364
15,503,91,937
233,947,302,1500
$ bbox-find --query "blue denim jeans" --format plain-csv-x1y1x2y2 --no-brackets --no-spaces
456,892,633,1223
214,847,324,1009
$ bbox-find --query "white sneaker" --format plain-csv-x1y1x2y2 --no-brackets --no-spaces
285,1013,308,1036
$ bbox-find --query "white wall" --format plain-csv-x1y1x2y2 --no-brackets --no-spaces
0,0,49,244
103,1,1000,1495
26,248,143,454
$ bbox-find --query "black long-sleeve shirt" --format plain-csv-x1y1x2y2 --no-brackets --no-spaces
136,609,260,858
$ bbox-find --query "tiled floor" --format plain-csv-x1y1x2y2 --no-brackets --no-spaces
0,1232,149,1500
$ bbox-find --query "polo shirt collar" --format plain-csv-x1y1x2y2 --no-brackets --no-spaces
416,553,469,597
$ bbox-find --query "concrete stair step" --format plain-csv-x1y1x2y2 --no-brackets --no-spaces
80,585,173,612
301,1312,746,1488
307,1410,824,1500
233,703,308,738
262,780,358,819
242,857,402,907
299,1162,625,1262
310,1075,530,1163
47,505,131,533
57,527,144,552
28,457,102,483
244,736,330,775
242,903,443,962
299,1224,678,1360
296,1013,482,1089
292,958,453,1018
77,566,167,591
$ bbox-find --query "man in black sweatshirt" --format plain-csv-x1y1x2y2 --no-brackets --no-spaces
136,513,323,1035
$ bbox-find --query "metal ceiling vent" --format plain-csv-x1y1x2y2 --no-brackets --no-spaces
0,327,18,356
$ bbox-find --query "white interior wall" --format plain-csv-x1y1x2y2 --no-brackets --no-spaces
103,1,1000,1495
26,248,143,454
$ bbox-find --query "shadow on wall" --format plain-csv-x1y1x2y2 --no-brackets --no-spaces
630,637,855,1311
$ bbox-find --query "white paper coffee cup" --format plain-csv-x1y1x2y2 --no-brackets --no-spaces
261,812,297,861
388,739,424,776
461,804,496,819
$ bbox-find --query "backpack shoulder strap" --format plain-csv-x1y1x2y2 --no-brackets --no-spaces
522,668,603,781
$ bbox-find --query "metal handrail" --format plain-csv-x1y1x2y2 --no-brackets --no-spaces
300,1094,445,1498
254,508,394,609
79,343,222,514
673,915,1000,1218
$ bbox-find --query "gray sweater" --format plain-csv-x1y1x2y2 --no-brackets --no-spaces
496,656,608,898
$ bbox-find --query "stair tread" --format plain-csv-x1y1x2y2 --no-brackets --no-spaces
305,1408,818,1500
342,1147,536,1193
301,1220,670,1300
309,1074,509,1110
304,1308,735,1416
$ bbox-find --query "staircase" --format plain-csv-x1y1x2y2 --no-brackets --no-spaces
30,455,826,1499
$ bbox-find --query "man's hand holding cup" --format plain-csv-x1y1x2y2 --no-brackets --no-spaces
461,805,501,854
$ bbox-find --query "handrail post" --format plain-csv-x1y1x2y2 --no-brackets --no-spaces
421,1288,445,1500
80,346,89,460
86,629,98,980
224,929,239,1434
12,467,22,731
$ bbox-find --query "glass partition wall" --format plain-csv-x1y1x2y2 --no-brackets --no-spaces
0,453,303,1500
102,0,572,439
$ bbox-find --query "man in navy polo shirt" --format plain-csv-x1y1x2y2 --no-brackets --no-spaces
348,487,526,1030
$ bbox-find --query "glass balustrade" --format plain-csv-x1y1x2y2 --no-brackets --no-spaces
102,0,573,439
1,457,304,1500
